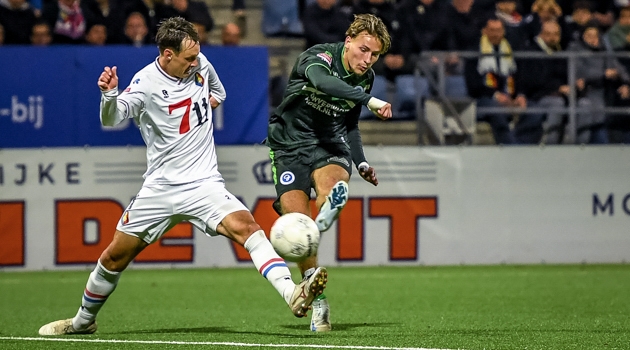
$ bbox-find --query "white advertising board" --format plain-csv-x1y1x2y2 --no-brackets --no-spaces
1,146,628,271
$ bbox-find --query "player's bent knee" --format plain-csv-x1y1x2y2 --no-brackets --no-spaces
218,210,262,245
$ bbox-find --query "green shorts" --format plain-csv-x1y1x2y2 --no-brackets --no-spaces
269,143,353,214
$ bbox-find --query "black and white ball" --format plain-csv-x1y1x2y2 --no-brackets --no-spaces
270,212,320,262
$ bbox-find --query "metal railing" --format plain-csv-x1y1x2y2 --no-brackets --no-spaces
417,50,630,144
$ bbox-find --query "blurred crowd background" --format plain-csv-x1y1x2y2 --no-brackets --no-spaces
2,0,630,145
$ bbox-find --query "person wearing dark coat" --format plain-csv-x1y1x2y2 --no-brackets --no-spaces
302,0,350,50
0,0,36,44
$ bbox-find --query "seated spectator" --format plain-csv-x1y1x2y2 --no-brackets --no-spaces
85,22,106,45
353,0,396,33
123,0,177,41
171,0,214,35
221,21,241,46
590,0,616,30
568,25,630,143
83,0,125,44
605,6,630,143
448,0,484,51
519,20,586,144
495,0,525,50
302,0,349,50
30,19,51,45
122,11,150,47
606,6,630,51
0,0,37,44
464,16,533,144
192,21,209,45
41,0,96,44
561,0,595,48
521,0,563,48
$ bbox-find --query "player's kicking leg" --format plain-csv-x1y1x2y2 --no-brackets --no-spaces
217,210,326,318
39,231,147,335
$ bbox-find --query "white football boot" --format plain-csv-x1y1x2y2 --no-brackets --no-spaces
38,318,97,335
310,298,332,332
315,181,349,232
289,267,327,317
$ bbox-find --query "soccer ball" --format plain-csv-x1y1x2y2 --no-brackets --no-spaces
270,212,320,262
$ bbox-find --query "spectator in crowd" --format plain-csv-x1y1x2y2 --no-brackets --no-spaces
0,0,37,44
448,0,485,51
353,0,397,32
0,23,4,45
84,0,125,44
85,21,107,45
606,6,630,51
171,0,214,38
495,0,525,50
30,19,52,45
556,0,617,28
568,25,630,143
221,21,241,46
465,16,532,144
42,0,96,44
123,0,177,41
123,11,150,46
561,1,595,48
520,20,575,144
302,0,350,50
605,6,630,143
521,0,563,48
590,0,616,29
192,21,208,45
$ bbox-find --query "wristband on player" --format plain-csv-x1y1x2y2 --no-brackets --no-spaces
367,97,387,111
357,162,369,172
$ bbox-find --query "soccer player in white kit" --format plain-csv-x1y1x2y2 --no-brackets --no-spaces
38,17,327,336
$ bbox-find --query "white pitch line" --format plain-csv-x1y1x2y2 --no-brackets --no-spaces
0,337,460,350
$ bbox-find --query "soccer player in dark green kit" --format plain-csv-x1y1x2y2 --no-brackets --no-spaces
266,14,392,332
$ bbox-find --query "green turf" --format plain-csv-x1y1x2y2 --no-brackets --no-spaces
0,265,628,350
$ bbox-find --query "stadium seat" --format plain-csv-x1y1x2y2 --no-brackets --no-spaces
262,0,303,37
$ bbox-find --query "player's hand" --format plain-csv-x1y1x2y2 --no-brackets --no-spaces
209,95,220,109
359,165,378,186
98,66,118,92
374,103,392,120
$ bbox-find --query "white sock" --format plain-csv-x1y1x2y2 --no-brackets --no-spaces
72,260,120,330
244,230,295,304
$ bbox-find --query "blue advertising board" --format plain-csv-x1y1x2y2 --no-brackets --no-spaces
0,46,269,147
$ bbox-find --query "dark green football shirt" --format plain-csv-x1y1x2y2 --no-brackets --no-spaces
266,42,374,152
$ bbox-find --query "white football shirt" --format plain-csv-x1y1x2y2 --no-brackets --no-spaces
100,53,226,186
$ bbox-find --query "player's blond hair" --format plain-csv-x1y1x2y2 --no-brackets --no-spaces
345,14,391,55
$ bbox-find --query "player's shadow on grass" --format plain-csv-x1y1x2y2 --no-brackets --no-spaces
120,327,306,338
282,322,398,332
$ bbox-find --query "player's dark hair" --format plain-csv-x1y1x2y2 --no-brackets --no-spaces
345,14,391,54
156,17,199,54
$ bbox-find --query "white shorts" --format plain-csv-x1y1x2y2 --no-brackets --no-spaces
116,179,248,244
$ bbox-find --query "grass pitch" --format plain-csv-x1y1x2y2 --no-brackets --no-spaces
0,264,628,350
